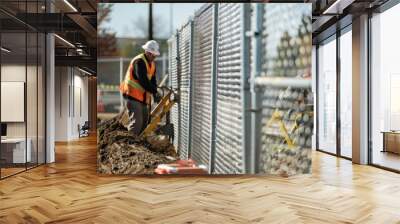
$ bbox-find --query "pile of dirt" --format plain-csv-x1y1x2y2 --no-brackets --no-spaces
97,110,178,175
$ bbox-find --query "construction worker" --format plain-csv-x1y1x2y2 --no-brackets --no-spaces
120,40,162,135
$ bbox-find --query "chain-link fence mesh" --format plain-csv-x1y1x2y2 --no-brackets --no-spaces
167,3,313,175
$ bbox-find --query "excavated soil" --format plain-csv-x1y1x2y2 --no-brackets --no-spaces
97,110,178,175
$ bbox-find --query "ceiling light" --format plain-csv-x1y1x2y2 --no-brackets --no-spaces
1,47,11,53
54,34,75,48
78,67,92,76
63,0,78,12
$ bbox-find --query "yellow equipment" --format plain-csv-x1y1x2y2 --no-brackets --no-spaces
265,108,313,149
139,86,178,139
266,109,295,149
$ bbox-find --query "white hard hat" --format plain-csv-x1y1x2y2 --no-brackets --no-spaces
142,40,160,56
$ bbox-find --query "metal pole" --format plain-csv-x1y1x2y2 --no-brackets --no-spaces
187,20,194,159
25,6,28,170
367,12,372,165
149,3,153,40
316,44,319,151
241,3,252,174
209,3,218,174
336,28,341,157
176,30,181,155
250,3,264,174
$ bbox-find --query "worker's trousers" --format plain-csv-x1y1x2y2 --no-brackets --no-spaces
124,98,149,136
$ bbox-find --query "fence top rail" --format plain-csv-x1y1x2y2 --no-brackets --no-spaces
254,76,312,88
194,3,213,17
177,18,194,33
167,35,178,44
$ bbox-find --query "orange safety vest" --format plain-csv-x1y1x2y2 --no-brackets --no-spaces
120,54,156,104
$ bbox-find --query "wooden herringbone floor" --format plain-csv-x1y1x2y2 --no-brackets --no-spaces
1,135,400,224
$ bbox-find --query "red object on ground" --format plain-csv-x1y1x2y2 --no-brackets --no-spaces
173,167,208,174
154,168,168,174
155,159,207,175
166,159,195,168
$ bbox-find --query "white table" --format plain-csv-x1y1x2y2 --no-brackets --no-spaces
1,138,31,163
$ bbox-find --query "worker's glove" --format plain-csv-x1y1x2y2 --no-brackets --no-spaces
154,92,162,103
157,87,164,97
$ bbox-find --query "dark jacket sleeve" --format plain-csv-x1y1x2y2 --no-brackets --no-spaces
150,68,157,95
133,59,157,94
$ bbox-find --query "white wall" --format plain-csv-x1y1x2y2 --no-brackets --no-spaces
1,65,26,138
55,67,69,141
1,65,38,138
1,64,46,164
71,72,89,138
54,67,89,141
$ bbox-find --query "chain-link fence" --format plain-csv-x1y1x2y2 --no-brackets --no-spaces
190,4,214,172
168,3,312,175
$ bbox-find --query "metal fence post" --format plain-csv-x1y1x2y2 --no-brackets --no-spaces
241,3,252,174
176,30,182,156
209,3,218,174
119,57,123,112
188,20,194,159
162,53,167,78
250,3,264,174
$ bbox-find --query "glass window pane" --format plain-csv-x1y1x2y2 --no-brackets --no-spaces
317,37,337,154
26,0,41,169
38,32,45,165
27,31,38,169
371,4,400,171
340,29,352,158
1,31,27,177
0,0,46,179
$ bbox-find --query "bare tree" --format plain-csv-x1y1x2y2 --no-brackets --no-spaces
132,15,167,39
98,3,118,56
98,4,113,28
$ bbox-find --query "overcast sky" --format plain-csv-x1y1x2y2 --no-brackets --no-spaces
101,3,204,39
